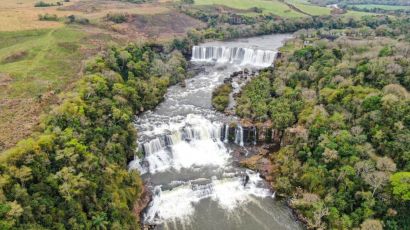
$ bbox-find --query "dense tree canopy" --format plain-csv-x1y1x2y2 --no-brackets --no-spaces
235,19,410,229
0,43,187,229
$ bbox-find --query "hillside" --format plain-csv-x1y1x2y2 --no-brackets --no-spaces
0,0,204,152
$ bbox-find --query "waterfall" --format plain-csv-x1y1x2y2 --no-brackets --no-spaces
253,127,257,146
143,138,166,155
143,171,272,224
128,156,147,175
131,115,228,174
235,125,244,147
191,46,277,67
224,124,229,143
166,131,182,146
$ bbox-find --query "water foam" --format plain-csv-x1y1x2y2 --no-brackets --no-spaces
192,46,277,67
143,171,272,224
130,115,229,174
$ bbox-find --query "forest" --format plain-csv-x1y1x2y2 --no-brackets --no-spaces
234,18,410,229
0,43,187,229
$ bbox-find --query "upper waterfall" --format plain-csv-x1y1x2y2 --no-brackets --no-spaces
191,46,277,67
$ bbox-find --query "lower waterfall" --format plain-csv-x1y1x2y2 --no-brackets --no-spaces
234,125,244,147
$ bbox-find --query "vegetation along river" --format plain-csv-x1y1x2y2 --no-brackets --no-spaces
129,34,302,230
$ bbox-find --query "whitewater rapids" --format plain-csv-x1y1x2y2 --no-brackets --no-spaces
129,34,301,230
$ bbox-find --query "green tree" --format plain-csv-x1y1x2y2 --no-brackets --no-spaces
390,172,410,201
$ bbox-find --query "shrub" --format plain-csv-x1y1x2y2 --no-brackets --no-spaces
66,15,90,25
212,83,232,112
106,13,128,23
34,1,56,7
38,13,59,21
250,7,263,13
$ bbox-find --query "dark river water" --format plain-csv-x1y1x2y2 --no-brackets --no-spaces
129,34,303,230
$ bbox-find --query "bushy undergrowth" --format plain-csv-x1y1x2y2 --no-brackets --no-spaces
212,83,232,112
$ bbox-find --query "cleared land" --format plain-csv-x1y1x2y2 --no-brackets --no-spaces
0,26,110,151
0,0,205,152
348,4,410,10
0,0,79,31
0,0,171,31
343,10,376,17
194,0,372,18
194,0,306,17
287,0,332,16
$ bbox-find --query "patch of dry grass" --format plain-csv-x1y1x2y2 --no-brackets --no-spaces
0,0,171,31
0,0,200,152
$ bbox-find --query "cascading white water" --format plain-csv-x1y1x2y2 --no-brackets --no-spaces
235,125,244,147
144,170,271,224
253,127,257,146
192,46,277,67
129,34,301,230
224,124,229,143
130,115,228,174
143,138,166,155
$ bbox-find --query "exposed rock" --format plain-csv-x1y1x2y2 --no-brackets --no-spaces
223,77,233,84
240,148,275,183
255,120,273,143
240,118,254,128
180,80,186,88
134,184,152,227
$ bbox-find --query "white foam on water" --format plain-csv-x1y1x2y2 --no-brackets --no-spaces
144,171,272,224
128,156,147,175
171,139,229,170
144,185,198,224
145,149,172,173
133,114,229,174
211,172,271,211
192,46,277,68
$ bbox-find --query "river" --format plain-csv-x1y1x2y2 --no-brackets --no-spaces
129,34,302,230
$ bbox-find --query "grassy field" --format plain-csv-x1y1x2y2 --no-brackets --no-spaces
0,0,205,152
287,0,332,16
348,4,410,10
343,10,376,18
194,0,305,17
194,0,344,17
0,0,170,32
0,26,93,151
0,28,86,98
0,0,77,31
